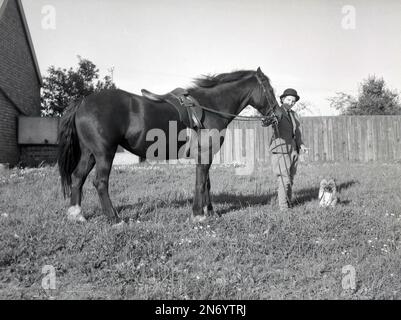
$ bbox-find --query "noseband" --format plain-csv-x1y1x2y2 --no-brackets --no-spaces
255,73,278,117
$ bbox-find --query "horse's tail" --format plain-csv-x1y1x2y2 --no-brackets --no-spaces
57,99,83,198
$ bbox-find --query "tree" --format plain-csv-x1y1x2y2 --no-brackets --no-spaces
328,76,401,115
328,92,357,115
293,100,315,116
40,56,116,117
356,76,401,115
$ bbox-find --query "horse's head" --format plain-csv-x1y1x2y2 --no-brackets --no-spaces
248,67,279,116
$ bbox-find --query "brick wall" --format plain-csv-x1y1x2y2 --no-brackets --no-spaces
0,90,20,165
0,0,41,116
0,0,41,166
20,145,58,167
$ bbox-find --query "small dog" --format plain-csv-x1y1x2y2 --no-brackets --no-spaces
319,179,338,207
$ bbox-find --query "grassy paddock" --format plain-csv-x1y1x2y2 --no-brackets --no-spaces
0,161,400,299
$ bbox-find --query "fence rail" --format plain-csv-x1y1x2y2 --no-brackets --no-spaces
215,116,401,163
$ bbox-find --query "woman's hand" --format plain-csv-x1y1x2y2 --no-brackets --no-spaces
261,115,278,127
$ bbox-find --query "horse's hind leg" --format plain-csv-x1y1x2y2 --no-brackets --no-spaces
204,172,215,216
67,148,95,222
93,151,120,224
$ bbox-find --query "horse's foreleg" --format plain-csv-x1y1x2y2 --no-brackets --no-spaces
192,163,212,223
93,151,120,224
68,149,95,222
204,172,215,216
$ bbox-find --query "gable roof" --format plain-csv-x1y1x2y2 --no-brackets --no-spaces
0,0,42,86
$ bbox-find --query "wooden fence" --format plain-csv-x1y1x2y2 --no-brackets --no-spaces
214,116,401,163
16,116,401,165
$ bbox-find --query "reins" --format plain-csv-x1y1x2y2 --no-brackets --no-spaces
197,105,267,121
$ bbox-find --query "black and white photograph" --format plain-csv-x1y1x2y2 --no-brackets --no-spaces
1,0,401,303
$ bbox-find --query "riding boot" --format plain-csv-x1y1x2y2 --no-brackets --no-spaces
277,177,291,211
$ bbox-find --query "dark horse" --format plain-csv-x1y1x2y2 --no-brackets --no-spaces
57,67,279,225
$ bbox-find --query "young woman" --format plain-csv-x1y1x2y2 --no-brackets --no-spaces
267,88,308,210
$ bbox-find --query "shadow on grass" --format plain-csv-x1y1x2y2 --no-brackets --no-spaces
113,180,358,218
114,193,276,218
209,180,357,215
211,192,276,215
293,180,358,206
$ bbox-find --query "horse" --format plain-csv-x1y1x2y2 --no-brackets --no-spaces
57,67,279,225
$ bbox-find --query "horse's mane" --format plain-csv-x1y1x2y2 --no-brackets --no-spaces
191,70,256,89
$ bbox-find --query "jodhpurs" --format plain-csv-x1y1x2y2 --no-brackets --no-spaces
271,150,299,209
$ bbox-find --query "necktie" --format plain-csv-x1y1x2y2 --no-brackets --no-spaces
288,111,295,138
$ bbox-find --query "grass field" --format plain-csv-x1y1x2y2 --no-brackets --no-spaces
0,161,400,299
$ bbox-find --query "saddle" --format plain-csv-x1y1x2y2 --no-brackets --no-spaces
141,88,204,130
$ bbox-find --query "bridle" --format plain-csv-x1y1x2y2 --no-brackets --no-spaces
255,72,278,118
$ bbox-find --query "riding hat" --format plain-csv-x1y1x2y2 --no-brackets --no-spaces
280,88,300,102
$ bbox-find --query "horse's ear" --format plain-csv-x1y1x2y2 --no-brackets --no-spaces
256,67,262,75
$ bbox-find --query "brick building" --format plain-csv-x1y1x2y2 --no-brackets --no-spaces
0,0,42,166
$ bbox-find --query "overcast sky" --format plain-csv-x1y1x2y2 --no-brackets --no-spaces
22,0,401,115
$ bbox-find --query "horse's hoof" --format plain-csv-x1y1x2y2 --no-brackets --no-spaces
203,205,215,217
67,214,86,223
67,206,86,223
112,221,127,230
192,215,207,224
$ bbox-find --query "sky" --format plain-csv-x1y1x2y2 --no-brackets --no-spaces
21,0,401,115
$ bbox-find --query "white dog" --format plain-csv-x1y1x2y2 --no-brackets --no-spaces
319,179,338,208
